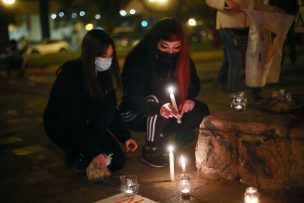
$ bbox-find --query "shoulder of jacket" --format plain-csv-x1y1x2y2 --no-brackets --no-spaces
57,59,82,81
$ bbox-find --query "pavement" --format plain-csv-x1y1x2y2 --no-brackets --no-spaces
0,53,303,203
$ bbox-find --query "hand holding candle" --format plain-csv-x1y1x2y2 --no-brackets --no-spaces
168,145,175,181
167,86,182,124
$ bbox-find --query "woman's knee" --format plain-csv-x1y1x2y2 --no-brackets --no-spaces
195,100,210,117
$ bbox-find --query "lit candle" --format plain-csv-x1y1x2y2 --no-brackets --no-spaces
236,104,243,110
168,145,175,181
124,179,134,196
179,174,191,200
168,86,181,124
125,189,133,194
244,187,259,203
180,155,186,174
181,188,191,199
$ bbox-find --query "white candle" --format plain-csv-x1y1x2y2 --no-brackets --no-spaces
180,155,186,174
244,196,259,203
168,86,181,124
181,187,191,199
168,145,175,181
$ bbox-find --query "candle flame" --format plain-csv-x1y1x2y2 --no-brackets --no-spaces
167,85,175,94
168,145,174,152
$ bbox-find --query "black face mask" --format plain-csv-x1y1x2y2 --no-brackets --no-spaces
156,50,180,64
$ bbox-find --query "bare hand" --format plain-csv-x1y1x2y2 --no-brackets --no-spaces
179,100,195,117
160,103,181,119
92,154,108,169
125,138,138,152
226,0,240,11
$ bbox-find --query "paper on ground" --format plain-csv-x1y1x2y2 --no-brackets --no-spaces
93,193,159,203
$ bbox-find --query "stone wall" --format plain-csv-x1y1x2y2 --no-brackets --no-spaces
195,110,304,191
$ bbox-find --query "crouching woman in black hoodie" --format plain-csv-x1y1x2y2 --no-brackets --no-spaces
120,18,209,168
43,29,138,175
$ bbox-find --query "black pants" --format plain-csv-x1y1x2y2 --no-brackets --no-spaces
43,119,125,172
122,99,209,147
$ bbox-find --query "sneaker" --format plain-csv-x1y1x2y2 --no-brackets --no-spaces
72,154,89,176
141,146,168,168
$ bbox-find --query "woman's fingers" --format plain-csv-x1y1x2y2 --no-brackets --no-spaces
160,103,181,118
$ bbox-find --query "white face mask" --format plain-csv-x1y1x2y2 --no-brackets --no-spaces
95,57,112,72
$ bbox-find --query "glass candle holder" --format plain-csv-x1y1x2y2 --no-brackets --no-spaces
176,174,192,200
230,92,247,110
244,187,259,203
120,175,139,197
273,89,293,103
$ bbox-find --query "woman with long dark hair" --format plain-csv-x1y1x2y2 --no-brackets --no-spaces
43,29,138,175
120,18,209,167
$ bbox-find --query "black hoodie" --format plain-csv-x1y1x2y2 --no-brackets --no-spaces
120,52,201,117
43,59,130,160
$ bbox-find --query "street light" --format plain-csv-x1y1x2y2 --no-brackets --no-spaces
2,0,15,6
187,18,197,27
147,0,169,6
148,0,168,3
146,0,169,10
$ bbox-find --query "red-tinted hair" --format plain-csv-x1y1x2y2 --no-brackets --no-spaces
169,31,190,102
128,18,191,102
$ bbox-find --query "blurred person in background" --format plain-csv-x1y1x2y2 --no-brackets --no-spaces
268,0,299,65
0,39,24,77
205,0,283,101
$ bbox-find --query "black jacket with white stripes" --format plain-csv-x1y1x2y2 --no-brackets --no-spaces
120,54,201,117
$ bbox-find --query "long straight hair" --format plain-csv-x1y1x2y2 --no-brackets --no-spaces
81,29,122,100
129,18,190,102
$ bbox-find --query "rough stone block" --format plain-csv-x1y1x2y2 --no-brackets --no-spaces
196,129,238,181
196,110,302,191
290,121,304,187
199,110,293,138
238,134,290,191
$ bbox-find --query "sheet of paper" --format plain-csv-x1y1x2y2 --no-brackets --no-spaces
93,193,159,203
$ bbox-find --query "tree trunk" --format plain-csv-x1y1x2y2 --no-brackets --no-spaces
39,0,50,39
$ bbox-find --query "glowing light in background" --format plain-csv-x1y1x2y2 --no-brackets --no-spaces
129,9,136,15
119,9,127,16
85,23,94,31
148,0,168,4
79,11,85,17
59,12,64,17
2,0,15,5
51,14,57,19
95,14,101,20
149,0,168,3
141,20,148,28
71,13,77,19
188,18,197,26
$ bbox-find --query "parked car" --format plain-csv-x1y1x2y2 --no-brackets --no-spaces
26,39,70,55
